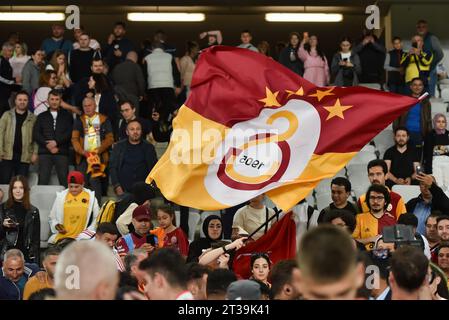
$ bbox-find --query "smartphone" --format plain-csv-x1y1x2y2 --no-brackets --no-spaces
343,58,348,62
416,164,424,175
6,216,18,226
411,42,418,49
146,234,157,246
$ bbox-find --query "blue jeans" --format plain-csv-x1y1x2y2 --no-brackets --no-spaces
428,68,437,97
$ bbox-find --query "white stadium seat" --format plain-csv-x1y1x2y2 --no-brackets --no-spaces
175,210,201,242
0,184,9,199
392,185,421,203
30,185,65,248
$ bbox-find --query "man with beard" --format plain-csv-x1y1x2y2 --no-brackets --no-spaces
23,247,60,299
109,120,157,196
425,214,441,253
358,159,407,220
384,127,420,188
353,184,398,250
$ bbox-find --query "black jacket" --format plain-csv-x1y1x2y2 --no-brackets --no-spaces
423,129,449,173
33,109,73,156
406,183,449,215
0,204,40,264
109,139,158,190
278,45,304,76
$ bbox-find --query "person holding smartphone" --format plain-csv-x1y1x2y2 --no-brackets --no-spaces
0,176,40,264
331,36,361,86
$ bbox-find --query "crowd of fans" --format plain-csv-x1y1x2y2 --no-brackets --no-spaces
0,18,448,300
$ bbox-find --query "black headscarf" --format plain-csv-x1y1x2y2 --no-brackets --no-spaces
187,215,223,263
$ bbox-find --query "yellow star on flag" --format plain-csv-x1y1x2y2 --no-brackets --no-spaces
259,87,281,107
285,87,304,98
323,99,353,120
308,87,335,101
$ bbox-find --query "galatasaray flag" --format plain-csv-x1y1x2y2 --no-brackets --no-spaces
147,46,420,212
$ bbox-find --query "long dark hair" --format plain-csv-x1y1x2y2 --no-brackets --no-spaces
303,35,326,61
6,175,31,210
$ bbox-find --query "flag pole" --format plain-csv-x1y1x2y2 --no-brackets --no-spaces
243,207,283,242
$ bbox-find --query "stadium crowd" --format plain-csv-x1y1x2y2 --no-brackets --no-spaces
0,19,449,300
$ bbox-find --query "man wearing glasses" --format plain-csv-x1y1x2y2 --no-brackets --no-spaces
353,184,397,250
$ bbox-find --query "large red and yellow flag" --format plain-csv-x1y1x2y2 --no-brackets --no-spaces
146,46,420,212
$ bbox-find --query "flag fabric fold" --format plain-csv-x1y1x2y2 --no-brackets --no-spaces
147,46,420,212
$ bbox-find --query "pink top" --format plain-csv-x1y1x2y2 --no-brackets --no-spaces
298,44,330,87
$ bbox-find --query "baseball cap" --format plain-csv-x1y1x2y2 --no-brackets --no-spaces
67,171,85,185
132,205,152,222
226,280,261,300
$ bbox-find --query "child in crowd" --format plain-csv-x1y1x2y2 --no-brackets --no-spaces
154,205,189,257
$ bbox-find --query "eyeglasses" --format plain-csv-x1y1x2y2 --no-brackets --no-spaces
369,196,385,201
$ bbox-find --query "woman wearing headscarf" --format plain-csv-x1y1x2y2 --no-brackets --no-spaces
187,215,223,263
423,114,449,191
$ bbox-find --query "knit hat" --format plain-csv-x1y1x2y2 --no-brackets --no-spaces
226,280,261,300
67,171,85,185
131,182,156,205
132,205,152,222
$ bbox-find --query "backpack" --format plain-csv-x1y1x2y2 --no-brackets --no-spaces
96,194,134,226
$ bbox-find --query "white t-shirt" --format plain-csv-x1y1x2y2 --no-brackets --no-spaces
232,205,276,240
340,52,351,61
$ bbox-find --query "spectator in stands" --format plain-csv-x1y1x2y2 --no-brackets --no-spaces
21,49,45,96
150,107,173,143
120,248,148,291
69,33,100,84
110,119,157,195
437,216,449,241
206,268,237,300
353,184,397,250
389,246,428,300
407,173,449,235
298,33,329,86
358,159,407,219
401,35,433,92
331,37,362,86
0,175,40,263
154,205,189,257
46,50,72,93
179,41,199,97
186,263,209,300
425,214,441,253
23,246,60,300
369,250,391,300
423,114,449,188
0,42,18,117
198,237,246,269
72,97,114,203
10,42,29,81
34,90,73,186
33,70,79,116
295,225,363,299
318,177,358,223
397,213,432,258
437,242,449,279
152,30,178,57
0,249,39,300
54,241,118,300
138,248,193,300
237,30,258,52
257,41,271,57
416,20,444,97
199,30,223,49
48,171,99,245
353,29,386,86
232,194,276,240
250,252,271,288
116,101,151,141
278,32,303,76
394,78,432,153
144,41,181,123
115,181,156,235
116,205,158,256
323,209,365,251
187,215,223,263
384,37,405,94
73,26,101,51
76,222,124,272
104,21,134,71
0,91,37,182
269,259,300,300
40,23,73,58
111,51,145,113
226,280,261,300
384,126,420,188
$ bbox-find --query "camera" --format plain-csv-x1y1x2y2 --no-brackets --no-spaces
382,224,423,250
